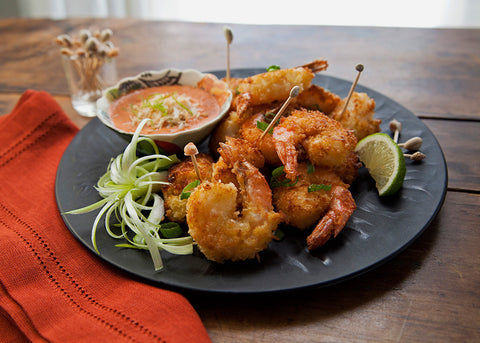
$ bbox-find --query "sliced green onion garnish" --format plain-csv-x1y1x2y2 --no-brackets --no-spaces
159,222,183,238
266,65,281,72
271,166,286,178
172,95,194,115
264,112,276,123
270,166,299,188
256,120,273,134
180,179,200,200
307,162,315,174
308,184,332,192
64,118,192,271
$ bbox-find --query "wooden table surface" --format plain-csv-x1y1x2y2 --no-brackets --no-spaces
1,18,479,342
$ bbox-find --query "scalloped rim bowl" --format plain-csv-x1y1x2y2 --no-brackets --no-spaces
96,68,232,152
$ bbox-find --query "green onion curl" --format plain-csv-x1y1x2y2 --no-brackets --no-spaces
64,118,191,271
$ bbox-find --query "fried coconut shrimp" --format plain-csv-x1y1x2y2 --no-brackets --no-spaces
212,136,265,188
273,109,360,184
272,163,356,250
210,60,329,154
208,98,274,156
292,84,342,115
186,159,282,263
306,185,355,250
161,153,213,222
234,59,327,107
240,111,283,166
330,92,380,140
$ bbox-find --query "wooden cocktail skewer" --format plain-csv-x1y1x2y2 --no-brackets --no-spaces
223,26,233,85
259,85,300,140
184,142,201,181
389,119,402,143
338,63,364,119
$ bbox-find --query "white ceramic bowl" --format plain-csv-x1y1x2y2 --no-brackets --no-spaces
96,68,232,154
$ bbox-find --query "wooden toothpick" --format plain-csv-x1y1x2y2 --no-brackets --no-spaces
184,142,201,181
389,119,402,143
259,86,300,140
223,26,233,84
338,63,364,119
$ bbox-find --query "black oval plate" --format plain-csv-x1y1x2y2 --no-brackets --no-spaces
55,69,447,294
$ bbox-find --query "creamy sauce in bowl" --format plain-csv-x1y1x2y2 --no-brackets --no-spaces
96,69,232,152
109,85,221,134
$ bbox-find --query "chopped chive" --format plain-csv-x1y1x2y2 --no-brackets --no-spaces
256,120,273,134
266,65,281,72
271,166,285,178
307,162,315,174
180,179,200,200
264,112,276,123
172,95,193,115
270,166,299,188
159,222,183,238
308,184,332,192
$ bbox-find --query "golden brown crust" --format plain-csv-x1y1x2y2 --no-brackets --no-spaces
273,163,347,229
292,84,342,115
330,92,381,140
161,153,213,222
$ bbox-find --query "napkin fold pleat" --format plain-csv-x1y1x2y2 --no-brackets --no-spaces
0,90,211,343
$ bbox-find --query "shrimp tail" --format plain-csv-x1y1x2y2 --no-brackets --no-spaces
273,126,303,181
299,59,329,73
306,186,356,250
277,141,298,181
218,137,265,169
233,161,274,211
218,141,235,166
306,216,335,250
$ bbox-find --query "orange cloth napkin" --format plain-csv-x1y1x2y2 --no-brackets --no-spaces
0,90,211,343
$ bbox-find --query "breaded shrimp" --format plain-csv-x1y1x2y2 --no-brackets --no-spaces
208,109,243,156
238,85,342,165
218,136,265,169
306,185,356,250
330,92,380,140
161,153,213,222
210,60,329,154
197,73,232,107
272,163,356,250
299,59,329,73
292,84,342,115
208,100,273,156
186,160,282,263
240,111,284,166
235,65,318,106
212,136,265,189
273,109,360,184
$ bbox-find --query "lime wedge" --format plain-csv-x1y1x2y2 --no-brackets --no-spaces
355,133,406,196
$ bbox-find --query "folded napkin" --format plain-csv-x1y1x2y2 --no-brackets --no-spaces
0,91,211,343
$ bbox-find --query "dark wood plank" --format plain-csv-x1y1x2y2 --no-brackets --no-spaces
192,192,480,342
424,119,480,192
0,19,479,121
